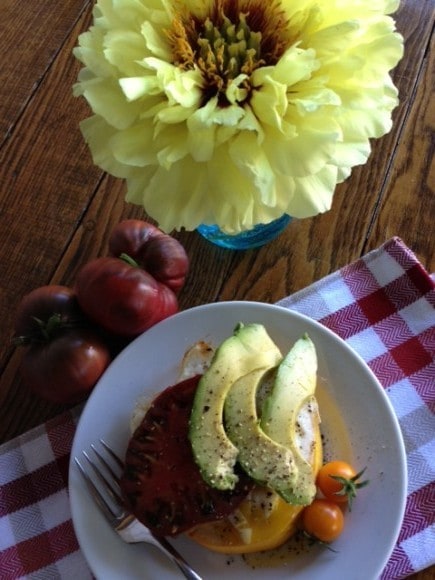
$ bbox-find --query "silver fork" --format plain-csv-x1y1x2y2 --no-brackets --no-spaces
75,439,202,580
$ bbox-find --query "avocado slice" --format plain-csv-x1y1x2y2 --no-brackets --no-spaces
224,367,300,496
189,323,282,490
261,334,318,504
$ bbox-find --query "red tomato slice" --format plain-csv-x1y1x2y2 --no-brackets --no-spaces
120,376,253,536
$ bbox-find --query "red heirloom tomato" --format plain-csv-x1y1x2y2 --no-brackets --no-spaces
108,220,189,294
120,375,253,536
75,256,179,338
14,285,111,404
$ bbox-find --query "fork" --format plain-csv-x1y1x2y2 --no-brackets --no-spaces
75,439,202,580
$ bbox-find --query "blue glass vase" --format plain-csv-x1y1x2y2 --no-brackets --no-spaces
197,214,291,250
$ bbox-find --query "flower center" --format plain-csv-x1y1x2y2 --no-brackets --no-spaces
167,0,291,106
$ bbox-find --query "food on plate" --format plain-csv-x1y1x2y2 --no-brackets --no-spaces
301,498,345,543
13,285,111,404
297,460,369,544
188,401,323,554
260,335,318,504
120,323,324,553
189,323,283,490
120,374,254,536
316,461,369,510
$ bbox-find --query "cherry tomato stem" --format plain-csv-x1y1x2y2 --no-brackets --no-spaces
316,461,369,510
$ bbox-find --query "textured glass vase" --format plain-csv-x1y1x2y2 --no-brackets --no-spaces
197,214,291,250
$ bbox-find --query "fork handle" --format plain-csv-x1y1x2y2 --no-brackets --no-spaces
120,519,202,579
155,535,203,580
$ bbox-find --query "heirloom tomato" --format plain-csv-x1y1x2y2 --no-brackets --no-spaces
75,256,179,338
14,284,80,337
120,376,253,536
14,285,110,404
108,220,188,294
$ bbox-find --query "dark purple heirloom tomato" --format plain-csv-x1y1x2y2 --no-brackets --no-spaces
14,285,110,404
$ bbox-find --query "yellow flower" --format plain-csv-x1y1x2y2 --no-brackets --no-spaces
74,0,403,233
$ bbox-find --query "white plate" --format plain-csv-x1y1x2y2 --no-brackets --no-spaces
69,301,407,580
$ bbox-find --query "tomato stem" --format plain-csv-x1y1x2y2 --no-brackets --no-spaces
300,531,339,552
119,252,140,268
13,313,83,346
330,466,369,511
40,314,60,339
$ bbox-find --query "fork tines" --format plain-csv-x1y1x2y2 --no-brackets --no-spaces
75,439,126,523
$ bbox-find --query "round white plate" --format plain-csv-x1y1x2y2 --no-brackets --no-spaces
69,301,407,580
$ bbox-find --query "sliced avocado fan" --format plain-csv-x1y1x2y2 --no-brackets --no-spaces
224,366,300,496
261,334,318,504
189,323,282,490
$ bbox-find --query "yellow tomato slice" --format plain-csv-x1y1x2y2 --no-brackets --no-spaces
187,415,323,554
187,490,304,553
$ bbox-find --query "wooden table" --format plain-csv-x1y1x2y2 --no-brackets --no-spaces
0,1,433,577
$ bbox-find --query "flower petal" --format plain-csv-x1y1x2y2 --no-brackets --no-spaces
229,132,276,206
109,122,158,166
263,115,341,177
141,21,172,60
142,160,211,232
103,30,147,76
276,164,338,218
250,74,288,131
80,115,131,178
119,76,161,100
79,78,142,129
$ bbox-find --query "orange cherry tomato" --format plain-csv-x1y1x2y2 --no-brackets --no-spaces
301,499,344,543
316,461,369,509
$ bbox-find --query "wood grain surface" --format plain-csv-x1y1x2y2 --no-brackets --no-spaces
0,1,433,577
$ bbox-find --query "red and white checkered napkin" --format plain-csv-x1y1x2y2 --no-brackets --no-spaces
278,237,435,579
0,408,92,579
0,237,433,579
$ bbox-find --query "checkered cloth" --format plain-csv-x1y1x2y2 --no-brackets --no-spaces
0,237,433,579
